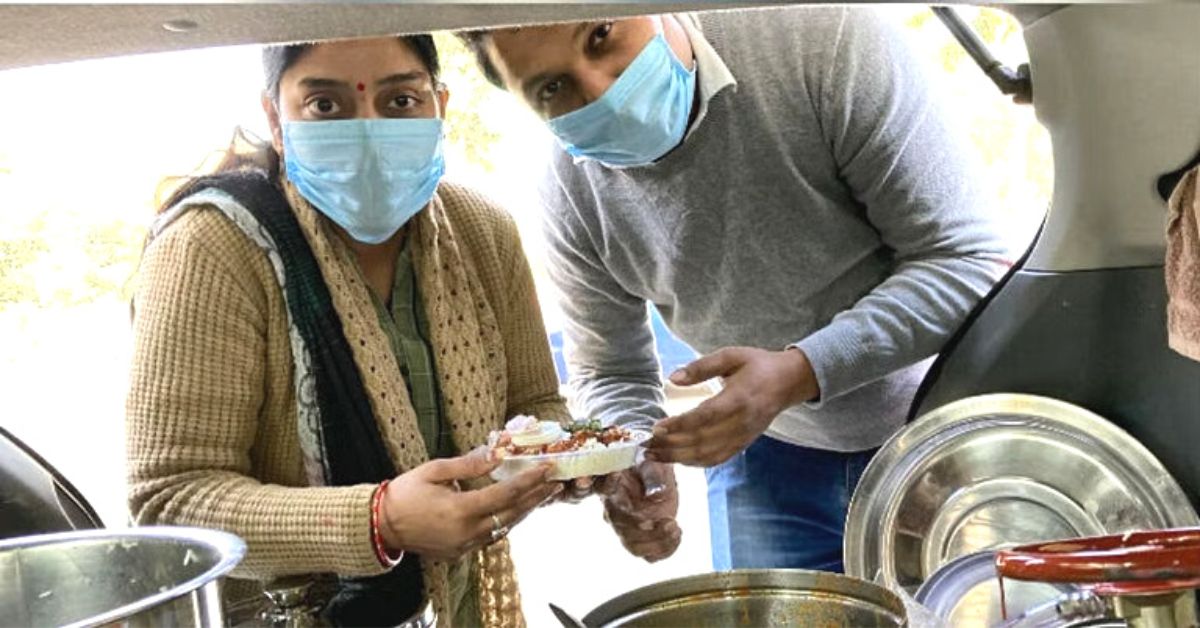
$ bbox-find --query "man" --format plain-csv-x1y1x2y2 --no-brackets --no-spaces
460,7,1011,571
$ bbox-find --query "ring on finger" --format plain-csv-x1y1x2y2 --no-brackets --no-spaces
489,513,509,543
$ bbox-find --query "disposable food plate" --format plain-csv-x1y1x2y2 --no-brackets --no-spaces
489,430,651,482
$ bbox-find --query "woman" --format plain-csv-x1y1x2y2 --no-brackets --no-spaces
126,35,567,627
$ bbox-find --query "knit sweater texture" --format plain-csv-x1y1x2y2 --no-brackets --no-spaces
127,179,566,622
541,7,1012,451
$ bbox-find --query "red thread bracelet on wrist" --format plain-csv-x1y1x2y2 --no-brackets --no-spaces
371,479,403,568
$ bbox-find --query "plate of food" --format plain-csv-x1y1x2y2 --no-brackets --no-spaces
487,415,650,482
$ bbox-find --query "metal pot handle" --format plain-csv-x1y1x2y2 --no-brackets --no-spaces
995,527,1200,596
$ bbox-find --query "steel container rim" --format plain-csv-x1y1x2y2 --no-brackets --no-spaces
580,568,907,627
0,525,246,628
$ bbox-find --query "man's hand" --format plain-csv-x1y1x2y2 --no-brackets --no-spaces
599,460,681,562
645,347,818,467
556,476,599,503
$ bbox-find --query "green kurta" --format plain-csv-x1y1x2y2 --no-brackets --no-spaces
369,240,453,460
369,237,477,624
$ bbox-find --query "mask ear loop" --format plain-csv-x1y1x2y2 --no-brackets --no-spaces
655,15,695,74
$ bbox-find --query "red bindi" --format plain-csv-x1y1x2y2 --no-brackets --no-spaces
356,82,366,92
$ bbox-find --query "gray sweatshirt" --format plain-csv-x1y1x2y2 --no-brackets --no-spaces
538,7,1012,452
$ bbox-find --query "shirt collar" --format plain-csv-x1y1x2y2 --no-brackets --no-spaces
677,13,737,137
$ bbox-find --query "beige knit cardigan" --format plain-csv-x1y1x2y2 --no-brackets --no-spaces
126,179,568,625
1168,167,1200,362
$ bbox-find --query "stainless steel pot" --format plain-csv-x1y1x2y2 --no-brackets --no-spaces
0,526,245,627
579,569,907,627
227,576,437,628
845,394,1199,594
914,550,1096,626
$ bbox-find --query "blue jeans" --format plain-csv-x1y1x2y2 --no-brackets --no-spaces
705,435,877,573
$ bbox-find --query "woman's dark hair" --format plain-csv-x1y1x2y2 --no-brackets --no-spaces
157,35,440,213
263,35,441,101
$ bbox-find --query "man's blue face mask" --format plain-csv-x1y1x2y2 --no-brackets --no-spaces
547,18,697,168
282,118,445,244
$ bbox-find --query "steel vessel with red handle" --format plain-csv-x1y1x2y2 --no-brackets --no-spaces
996,528,1200,627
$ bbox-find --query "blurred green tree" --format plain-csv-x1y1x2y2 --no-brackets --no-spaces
436,33,501,172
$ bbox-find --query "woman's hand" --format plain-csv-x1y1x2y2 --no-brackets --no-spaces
378,448,562,562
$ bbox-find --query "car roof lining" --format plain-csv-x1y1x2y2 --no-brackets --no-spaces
0,3,743,71
0,3,1069,72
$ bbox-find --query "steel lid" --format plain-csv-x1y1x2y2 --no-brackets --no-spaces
844,394,1199,594
915,550,1077,626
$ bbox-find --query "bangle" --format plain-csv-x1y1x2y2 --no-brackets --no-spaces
371,480,404,568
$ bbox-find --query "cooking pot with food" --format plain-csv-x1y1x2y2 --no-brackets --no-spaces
570,569,908,627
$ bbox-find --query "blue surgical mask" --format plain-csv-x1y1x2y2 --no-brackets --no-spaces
547,18,697,167
282,118,445,244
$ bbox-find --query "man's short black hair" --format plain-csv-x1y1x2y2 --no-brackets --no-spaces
456,30,506,89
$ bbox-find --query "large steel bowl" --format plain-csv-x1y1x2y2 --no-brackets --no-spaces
0,526,245,627
580,569,907,627
845,394,1198,595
